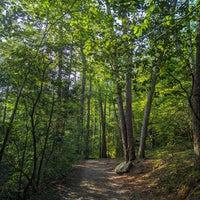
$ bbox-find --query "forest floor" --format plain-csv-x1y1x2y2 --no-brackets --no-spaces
29,147,200,200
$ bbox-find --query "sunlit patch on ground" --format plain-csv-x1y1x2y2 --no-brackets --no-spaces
28,150,200,200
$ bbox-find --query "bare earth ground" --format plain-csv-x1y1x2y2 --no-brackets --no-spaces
29,158,171,200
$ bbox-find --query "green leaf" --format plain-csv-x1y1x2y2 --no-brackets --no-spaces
143,19,149,29
157,45,164,51
122,34,129,40
134,26,139,35
42,0,50,8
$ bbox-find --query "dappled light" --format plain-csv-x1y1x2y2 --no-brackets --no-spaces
1,0,200,199
28,149,200,200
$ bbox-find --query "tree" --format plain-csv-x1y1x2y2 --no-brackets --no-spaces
126,63,136,161
85,76,92,158
99,87,107,158
192,10,200,170
0,75,27,163
0,0,87,198
138,62,159,158
1,0,200,198
103,0,137,162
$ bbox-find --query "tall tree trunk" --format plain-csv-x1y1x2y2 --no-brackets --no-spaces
57,23,64,102
78,46,87,155
113,100,123,157
105,0,135,161
29,67,47,191
139,64,158,158
0,75,27,163
36,94,55,186
30,84,43,191
20,105,30,200
91,101,98,157
126,65,136,161
99,89,107,158
192,13,200,170
115,68,128,161
122,9,136,161
85,77,92,158
56,24,64,137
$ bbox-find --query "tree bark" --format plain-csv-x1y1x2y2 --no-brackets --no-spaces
30,82,43,191
78,46,87,155
192,13,200,170
115,69,128,161
105,0,135,161
85,77,92,158
139,64,158,158
126,65,136,161
37,93,55,186
0,75,27,163
113,100,123,157
99,88,107,158
29,66,47,191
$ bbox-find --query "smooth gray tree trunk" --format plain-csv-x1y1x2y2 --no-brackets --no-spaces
139,64,159,159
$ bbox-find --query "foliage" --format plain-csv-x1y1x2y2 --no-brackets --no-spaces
145,145,200,200
0,0,199,199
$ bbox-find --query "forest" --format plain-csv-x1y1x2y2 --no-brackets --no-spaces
0,0,200,199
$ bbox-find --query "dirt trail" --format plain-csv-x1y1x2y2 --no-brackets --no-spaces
62,159,132,200
30,158,163,200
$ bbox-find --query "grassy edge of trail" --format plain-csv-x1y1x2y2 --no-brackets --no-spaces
135,143,200,200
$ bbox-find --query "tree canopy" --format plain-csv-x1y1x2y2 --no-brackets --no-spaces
0,0,200,199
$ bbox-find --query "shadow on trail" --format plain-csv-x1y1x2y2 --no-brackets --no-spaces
29,158,178,200
56,159,130,200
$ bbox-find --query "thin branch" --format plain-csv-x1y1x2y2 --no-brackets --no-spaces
140,3,200,42
167,71,200,122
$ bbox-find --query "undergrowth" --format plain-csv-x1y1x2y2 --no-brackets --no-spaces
146,143,200,200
